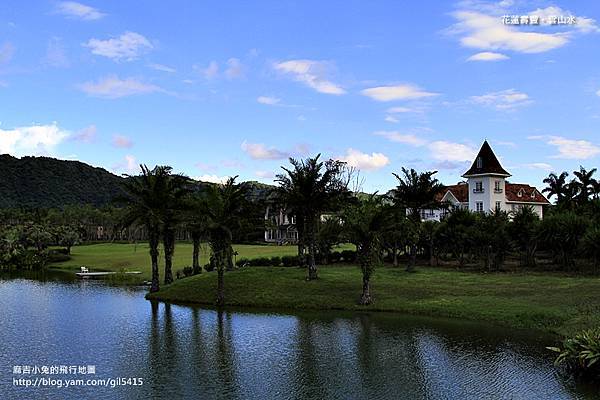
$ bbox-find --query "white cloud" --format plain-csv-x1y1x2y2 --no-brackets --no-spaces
55,1,105,20
44,37,69,68
112,155,138,173
78,76,163,98
71,125,96,143
523,162,553,171
112,134,133,148
384,115,399,123
338,148,390,171
386,106,422,114
530,6,599,33
467,51,509,61
195,174,231,184
0,123,69,156
255,170,275,179
470,89,531,110
225,58,244,79
449,10,569,54
273,59,345,95
0,42,15,64
148,63,176,73
257,96,281,105
361,84,438,102
373,131,427,146
84,32,153,61
596,89,600,97
547,136,600,159
197,61,219,79
428,141,477,162
241,141,289,160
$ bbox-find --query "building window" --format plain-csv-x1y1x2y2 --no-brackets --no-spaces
474,181,484,193
477,157,482,169
495,201,501,211
476,202,484,213
494,180,502,193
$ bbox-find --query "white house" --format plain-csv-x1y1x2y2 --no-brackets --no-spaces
423,140,550,221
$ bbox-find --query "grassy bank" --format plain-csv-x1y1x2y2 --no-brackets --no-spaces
50,242,353,279
146,265,600,336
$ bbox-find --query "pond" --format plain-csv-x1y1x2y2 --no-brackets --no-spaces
0,270,596,399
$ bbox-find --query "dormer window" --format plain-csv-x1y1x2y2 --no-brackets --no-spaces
517,189,524,198
476,157,482,169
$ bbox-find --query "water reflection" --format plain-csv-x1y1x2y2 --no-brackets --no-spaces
0,274,597,399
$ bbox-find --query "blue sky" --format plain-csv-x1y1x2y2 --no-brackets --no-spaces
0,0,599,192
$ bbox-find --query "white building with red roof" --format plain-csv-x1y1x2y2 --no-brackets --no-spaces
425,140,550,221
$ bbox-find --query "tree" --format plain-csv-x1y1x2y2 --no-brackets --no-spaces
343,194,388,305
275,155,349,280
56,226,80,255
538,212,588,270
436,209,477,267
473,210,512,271
120,165,173,293
420,220,439,267
509,206,539,267
204,176,249,306
160,172,192,285
185,193,209,274
543,172,571,205
581,226,600,270
573,166,597,204
389,168,443,272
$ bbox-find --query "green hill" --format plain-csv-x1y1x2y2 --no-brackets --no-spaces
0,154,276,209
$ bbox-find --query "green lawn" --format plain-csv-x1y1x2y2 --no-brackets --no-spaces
146,266,600,337
50,242,353,279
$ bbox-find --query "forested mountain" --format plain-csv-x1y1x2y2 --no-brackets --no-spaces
0,154,275,209
0,154,127,208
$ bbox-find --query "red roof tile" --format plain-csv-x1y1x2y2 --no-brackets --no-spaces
505,183,550,204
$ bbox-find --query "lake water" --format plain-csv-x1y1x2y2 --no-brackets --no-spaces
0,270,597,399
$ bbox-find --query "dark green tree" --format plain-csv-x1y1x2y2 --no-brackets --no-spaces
275,155,349,280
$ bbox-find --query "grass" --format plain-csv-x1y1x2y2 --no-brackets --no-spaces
50,242,353,279
146,265,600,337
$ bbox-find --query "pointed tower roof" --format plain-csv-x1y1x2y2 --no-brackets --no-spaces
462,140,511,177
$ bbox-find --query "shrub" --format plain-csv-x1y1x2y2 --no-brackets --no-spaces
341,250,356,262
269,256,282,266
204,262,214,272
281,255,299,267
182,266,194,277
329,251,342,263
47,252,71,263
548,329,600,379
235,258,248,267
251,257,271,266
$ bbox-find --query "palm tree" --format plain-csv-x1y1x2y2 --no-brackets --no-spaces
204,176,248,306
185,193,209,274
160,172,192,285
542,172,570,204
573,166,597,204
275,155,348,280
389,168,443,272
120,165,172,293
343,194,388,305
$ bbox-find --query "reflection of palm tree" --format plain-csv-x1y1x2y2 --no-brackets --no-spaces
215,310,237,397
292,319,322,400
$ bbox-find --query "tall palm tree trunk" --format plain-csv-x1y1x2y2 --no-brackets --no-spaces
192,232,201,274
406,244,416,272
306,220,318,280
149,229,160,293
360,267,372,305
163,228,175,284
